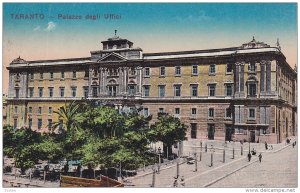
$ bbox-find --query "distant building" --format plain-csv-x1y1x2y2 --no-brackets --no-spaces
6,33,297,143
3,94,8,125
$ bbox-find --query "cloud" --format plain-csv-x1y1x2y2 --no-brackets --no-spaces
176,11,212,23
33,26,41,31
44,21,56,32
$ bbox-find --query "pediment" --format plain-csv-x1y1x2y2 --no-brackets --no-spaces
98,52,127,62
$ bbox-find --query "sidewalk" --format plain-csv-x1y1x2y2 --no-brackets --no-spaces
124,140,292,187
3,174,60,188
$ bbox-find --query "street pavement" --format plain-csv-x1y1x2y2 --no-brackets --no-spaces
209,142,298,188
124,138,297,188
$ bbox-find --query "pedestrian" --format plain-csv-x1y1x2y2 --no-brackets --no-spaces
180,176,185,187
247,152,252,162
258,153,262,163
295,141,297,145
173,179,178,187
265,141,268,150
292,142,295,148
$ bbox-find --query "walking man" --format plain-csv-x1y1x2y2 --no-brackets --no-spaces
258,153,262,163
248,152,252,162
180,176,185,187
173,179,178,187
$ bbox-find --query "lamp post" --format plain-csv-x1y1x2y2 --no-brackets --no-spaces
210,145,214,167
223,142,227,163
232,140,235,159
158,147,161,174
194,153,198,172
176,142,180,178
241,142,243,156
200,140,202,161
151,166,156,187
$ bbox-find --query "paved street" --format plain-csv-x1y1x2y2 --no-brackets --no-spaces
210,142,297,188
125,139,297,188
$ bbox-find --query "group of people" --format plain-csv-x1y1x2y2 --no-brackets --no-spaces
248,152,262,162
173,176,185,187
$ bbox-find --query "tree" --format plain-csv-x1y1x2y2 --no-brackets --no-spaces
52,101,82,133
79,106,125,138
148,113,187,157
3,127,43,174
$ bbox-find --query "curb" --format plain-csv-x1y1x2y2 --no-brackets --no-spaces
202,158,259,187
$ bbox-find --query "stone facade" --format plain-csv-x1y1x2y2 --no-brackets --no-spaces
5,34,297,143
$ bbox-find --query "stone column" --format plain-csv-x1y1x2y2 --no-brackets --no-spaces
88,67,93,97
260,62,265,92
266,61,271,92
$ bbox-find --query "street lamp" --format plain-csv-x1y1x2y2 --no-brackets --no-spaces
210,145,215,167
158,147,161,173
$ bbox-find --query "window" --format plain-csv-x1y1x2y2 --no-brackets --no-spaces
191,123,197,139
130,68,136,75
159,108,164,113
38,87,43,97
28,118,32,129
225,84,233,96
61,72,65,79
93,87,98,97
226,63,233,73
143,108,149,116
29,88,34,97
235,127,244,134
129,85,136,95
159,85,165,97
50,72,54,80
38,107,42,114
249,83,257,96
71,87,77,97
208,108,214,118
108,86,116,97
84,70,89,79
14,106,18,114
143,85,149,97
38,119,42,130
30,73,34,80
249,108,256,119
208,84,216,96
249,62,256,72
160,67,165,76
40,72,44,80
209,64,216,74
175,66,181,76
174,85,181,97
191,108,197,116
15,88,19,98
175,108,180,116
207,124,215,140
60,87,65,97
191,85,198,97
83,87,89,98
226,108,232,118
28,107,32,113
192,65,198,75
144,67,150,77
14,119,17,130
48,87,53,97
48,107,52,114
72,71,77,79
48,119,52,130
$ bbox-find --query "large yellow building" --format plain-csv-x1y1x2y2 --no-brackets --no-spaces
6,34,297,143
